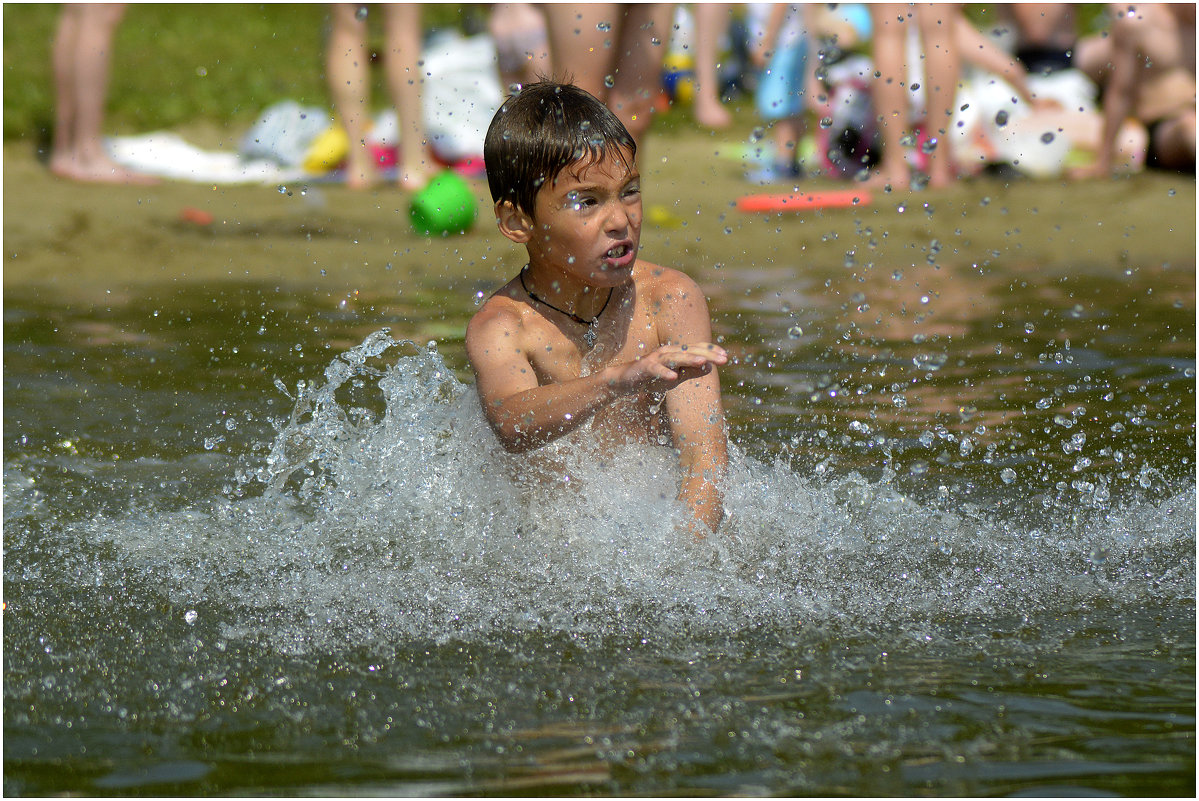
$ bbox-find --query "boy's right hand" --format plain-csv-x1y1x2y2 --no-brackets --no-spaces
611,343,727,394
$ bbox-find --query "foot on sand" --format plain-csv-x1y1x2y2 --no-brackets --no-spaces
50,155,159,185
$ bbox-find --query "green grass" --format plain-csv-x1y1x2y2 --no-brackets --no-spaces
2,3,482,143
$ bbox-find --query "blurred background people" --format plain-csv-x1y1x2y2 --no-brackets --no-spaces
1085,2,1195,175
868,3,962,190
327,3,432,190
489,3,550,90
692,3,735,129
542,3,674,144
746,3,815,183
50,3,156,184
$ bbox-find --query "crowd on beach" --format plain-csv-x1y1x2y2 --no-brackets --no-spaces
50,2,1196,190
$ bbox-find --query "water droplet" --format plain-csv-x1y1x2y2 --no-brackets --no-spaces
910,82,920,92
995,110,1009,127
355,5,368,20
1040,131,1056,144
596,21,611,32
1088,547,1109,565
1000,467,1017,484
184,610,198,624
787,325,803,339
819,117,833,129
474,290,485,306
749,127,765,144
508,82,523,95
910,460,929,476
921,137,938,154
604,74,615,89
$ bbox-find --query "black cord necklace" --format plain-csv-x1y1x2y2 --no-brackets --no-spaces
519,268,612,347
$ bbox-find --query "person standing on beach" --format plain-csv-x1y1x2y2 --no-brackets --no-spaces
326,3,433,190
49,3,156,184
1083,2,1196,176
867,3,962,190
542,4,674,145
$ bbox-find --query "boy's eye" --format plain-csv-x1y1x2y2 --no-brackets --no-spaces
565,192,595,210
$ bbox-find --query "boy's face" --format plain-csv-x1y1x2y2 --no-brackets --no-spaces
524,147,641,288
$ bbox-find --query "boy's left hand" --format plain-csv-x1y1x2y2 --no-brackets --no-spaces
616,342,727,394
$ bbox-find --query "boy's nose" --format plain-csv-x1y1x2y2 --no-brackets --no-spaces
605,200,638,234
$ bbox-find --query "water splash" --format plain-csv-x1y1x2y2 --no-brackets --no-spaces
55,332,1193,655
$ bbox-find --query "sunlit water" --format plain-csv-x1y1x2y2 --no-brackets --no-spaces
4,248,1194,795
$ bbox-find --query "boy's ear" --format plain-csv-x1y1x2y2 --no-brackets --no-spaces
495,200,533,244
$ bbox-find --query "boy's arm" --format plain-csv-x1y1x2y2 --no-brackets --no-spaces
656,273,730,537
467,301,727,453
466,305,618,452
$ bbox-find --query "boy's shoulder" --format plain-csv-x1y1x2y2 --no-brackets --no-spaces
636,261,712,321
635,260,705,300
466,278,525,341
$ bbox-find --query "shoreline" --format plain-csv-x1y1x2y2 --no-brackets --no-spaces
4,134,1195,303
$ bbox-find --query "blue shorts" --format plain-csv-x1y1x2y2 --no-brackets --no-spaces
756,38,808,120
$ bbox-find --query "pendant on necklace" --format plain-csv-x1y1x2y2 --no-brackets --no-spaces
583,323,598,348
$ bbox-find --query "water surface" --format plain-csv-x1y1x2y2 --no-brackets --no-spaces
4,195,1195,796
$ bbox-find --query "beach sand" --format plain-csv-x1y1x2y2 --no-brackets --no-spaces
4,132,1194,304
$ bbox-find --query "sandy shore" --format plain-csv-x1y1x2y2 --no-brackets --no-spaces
4,132,1194,303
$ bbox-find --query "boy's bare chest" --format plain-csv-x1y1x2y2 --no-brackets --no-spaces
523,298,660,384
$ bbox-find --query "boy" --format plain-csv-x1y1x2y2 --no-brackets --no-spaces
465,81,729,536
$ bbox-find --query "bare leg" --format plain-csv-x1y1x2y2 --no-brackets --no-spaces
915,4,961,188
607,3,673,143
382,3,432,190
692,3,732,129
327,3,376,188
543,5,618,99
543,3,671,144
489,3,550,88
50,3,156,184
868,4,911,189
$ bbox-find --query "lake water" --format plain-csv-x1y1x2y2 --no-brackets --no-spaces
3,210,1195,795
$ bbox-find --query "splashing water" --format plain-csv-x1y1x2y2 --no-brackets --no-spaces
41,331,1191,657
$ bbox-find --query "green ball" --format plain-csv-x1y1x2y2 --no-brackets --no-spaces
409,170,478,236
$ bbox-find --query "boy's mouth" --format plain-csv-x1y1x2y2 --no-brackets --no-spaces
603,241,635,266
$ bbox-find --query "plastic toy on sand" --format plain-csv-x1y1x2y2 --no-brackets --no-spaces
409,170,478,236
736,189,872,213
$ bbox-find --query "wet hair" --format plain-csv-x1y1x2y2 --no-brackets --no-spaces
484,80,636,219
